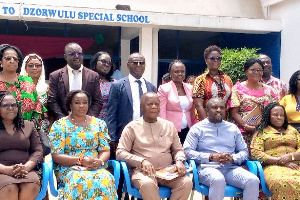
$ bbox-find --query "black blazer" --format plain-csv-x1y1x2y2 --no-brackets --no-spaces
107,76,156,141
47,66,102,120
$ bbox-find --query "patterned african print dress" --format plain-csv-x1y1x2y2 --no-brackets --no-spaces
99,81,113,121
193,70,233,106
229,81,278,147
251,125,300,200
49,117,117,200
0,75,47,121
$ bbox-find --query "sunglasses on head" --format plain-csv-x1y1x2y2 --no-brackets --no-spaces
68,52,83,57
208,56,222,61
2,56,19,62
0,103,18,109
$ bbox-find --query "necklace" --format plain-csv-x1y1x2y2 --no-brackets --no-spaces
71,117,87,127
0,72,18,83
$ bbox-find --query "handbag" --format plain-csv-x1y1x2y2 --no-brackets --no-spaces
32,117,51,157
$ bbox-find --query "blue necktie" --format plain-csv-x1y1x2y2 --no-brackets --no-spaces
136,79,143,116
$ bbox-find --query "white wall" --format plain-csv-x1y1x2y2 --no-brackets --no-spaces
269,0,300,84
4,0,264,19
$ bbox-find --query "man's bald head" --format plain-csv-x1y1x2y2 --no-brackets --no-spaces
206,98,226,124
140,92,160,123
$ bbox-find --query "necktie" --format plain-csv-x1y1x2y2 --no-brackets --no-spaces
72,70,80,90
136,79,143,116
136,79,143,100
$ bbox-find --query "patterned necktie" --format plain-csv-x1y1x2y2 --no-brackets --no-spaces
72,70,80,90
136,79,143,116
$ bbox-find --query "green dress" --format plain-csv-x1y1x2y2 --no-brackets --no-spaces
0,75,47,120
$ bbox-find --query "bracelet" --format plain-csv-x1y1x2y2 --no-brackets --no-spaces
99,159,104,166
77,156,84,166
291,153,295,161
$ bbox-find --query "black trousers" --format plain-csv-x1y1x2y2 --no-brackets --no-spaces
178,127,189,145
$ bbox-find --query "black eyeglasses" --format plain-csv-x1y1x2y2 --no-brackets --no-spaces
68,52,83,57
129,61,145,65
248,68,263,73
2,56,19,62
27,63,42,68
208,56,222,61
0,103,18,109
98,59,111,65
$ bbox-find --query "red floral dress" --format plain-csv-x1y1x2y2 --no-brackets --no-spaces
0,75,47,121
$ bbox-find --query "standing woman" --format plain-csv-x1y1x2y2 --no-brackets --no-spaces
193,45,233,121
229,58,278,147
280,70,300,131
20,54,49,131
0,44,46,121
158,60,195,144
90,51,114,122
0,91,42,200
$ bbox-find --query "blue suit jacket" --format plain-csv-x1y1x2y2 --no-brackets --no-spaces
107,76,157,141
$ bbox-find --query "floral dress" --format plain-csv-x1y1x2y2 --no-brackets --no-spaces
99,81,113,121
251,125,300,200
49,117,117,200
0,75,47,121
229,81,278,147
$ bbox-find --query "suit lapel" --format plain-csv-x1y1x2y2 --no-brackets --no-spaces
82,67,87,90
170,81,180,102
124,77,133,106
61,66,69,93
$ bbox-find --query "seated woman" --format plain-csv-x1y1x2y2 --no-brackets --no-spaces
280,70,300,131
251,102,300,200
49,90,117,199
0,91,42,200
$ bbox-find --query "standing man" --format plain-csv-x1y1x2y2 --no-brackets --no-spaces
107,53,156,153
258,54,287,100
184,98,259,200
48,42,102,120
117,92,193,200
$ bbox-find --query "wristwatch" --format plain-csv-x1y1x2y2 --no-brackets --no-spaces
176,157,185,162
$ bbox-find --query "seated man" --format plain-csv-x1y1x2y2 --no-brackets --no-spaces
184,98,259,200
116,92,192,200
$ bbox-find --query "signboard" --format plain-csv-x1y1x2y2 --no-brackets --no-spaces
0,3,150,24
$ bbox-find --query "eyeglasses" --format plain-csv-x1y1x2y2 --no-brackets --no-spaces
2,56,19,62
129,61,145,65
27,63,42,68
248,68,264,73
208,56,222,61
68,52,83,57
0,103,18,109
98,59,111,65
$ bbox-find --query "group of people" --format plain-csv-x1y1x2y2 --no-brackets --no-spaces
0,42,299,200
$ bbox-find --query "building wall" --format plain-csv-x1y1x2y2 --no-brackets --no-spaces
269,0,300,85
6,0,264,19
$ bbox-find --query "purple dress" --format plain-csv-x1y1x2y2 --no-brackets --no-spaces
99,81,113,121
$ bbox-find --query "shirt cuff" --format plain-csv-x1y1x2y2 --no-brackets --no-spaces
200,153,211,163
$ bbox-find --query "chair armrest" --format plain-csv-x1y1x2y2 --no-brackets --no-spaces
107,160,120,189
189,159,200,190
36,162,50,200
245,160,258,176
47,160,58,197
120,161,135,194
254,161,272,196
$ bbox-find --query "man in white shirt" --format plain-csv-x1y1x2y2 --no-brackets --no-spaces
107,53,157,152
48,42,102,120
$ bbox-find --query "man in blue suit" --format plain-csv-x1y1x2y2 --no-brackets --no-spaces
107,53,157,153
